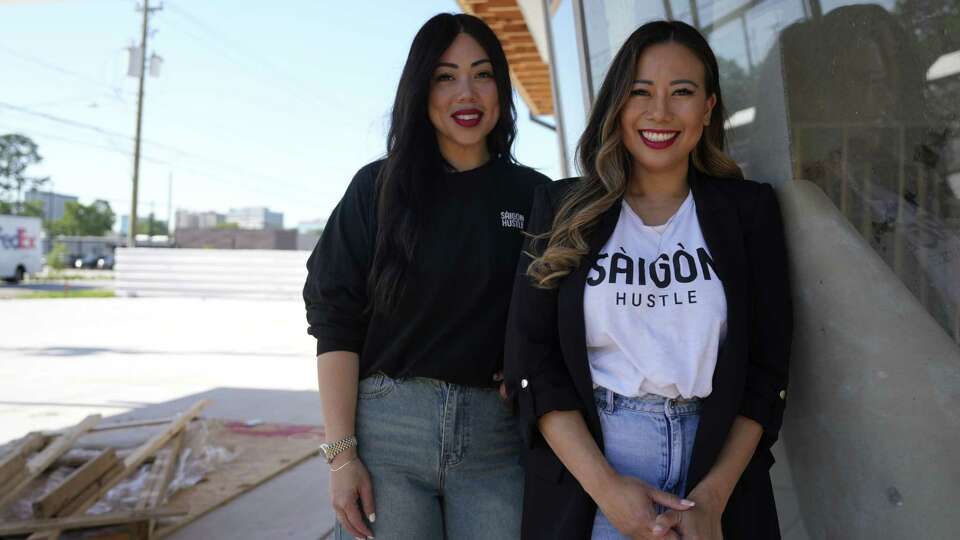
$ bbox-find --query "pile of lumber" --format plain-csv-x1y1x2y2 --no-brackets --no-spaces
0,401,207,540
0,401,325,540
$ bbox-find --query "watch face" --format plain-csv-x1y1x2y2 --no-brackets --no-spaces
320,443,334,461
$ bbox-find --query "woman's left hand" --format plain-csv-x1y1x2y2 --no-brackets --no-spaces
655,484,724,540
493,371,508,400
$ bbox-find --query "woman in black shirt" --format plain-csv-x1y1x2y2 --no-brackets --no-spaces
304,13,549,540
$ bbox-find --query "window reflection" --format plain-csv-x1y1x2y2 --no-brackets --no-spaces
782,3,960,342
579,0,960,342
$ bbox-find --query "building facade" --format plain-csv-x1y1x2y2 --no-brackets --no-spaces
174,228,297,250
296,218,327,235
24,189,77,222
225,206,283,230
461,1,960,538
175,209,225,230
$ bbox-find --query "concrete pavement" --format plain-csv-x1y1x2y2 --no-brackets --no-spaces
0,297,335,539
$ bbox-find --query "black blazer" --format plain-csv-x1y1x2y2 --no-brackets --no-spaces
504,169,793,540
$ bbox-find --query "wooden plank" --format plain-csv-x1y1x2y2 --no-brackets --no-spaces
55,462,125,517
0,452,27,489
0,508,187,536
136,432,184,511
55,448,133,468
29,416,103,475
0,415,101,508
33,448,119,518
135,432,185,539
124,401,208,470
43,418,175,437
0,432,46,486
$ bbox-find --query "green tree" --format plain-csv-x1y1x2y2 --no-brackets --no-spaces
49,200,115,236
47,242,69,271
0,199,44,217
0,134,49,211
138,213,168,235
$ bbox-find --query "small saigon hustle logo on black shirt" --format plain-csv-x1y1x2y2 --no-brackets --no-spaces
500,211,525,230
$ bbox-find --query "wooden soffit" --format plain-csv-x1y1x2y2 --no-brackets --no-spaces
457,0,554,115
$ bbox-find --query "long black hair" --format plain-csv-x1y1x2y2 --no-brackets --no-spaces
530,20,741,288
369,13,517,312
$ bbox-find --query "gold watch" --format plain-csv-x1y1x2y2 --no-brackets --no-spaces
320,435,357,464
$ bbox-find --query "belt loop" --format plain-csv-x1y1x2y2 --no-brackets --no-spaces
605,388,615,413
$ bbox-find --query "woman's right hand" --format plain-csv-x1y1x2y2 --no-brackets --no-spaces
594,474,695,540
329,453,376,540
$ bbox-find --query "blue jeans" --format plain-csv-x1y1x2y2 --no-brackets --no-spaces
591,387,702,540
335,374,523,540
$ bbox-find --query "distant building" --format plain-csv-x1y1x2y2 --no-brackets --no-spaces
175,228,296,250
25,189,77,222
226,207,283,230
175,210,225,230
296,218,327,235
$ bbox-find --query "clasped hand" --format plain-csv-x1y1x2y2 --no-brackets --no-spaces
597,475,723,540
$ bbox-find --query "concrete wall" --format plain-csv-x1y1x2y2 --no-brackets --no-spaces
175,229,297,250
779,180,960,539
115,248,308,300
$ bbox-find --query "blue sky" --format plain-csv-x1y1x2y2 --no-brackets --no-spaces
0,0,561,228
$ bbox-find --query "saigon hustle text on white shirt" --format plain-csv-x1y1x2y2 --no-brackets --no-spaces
583,193,728,399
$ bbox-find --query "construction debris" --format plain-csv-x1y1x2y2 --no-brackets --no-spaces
0,401,323,539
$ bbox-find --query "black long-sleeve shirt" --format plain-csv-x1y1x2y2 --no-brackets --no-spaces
304,157,550,387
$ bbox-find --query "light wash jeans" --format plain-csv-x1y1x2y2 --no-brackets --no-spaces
591,387,702,540
335,373,523,540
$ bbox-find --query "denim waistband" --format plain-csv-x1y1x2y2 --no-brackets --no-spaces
593,386,702,416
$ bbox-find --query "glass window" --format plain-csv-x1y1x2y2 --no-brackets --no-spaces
579,0,960,342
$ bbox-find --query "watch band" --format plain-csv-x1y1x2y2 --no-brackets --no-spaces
320,435,357,464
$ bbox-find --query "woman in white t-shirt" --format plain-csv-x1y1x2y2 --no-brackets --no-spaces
505,20,792,540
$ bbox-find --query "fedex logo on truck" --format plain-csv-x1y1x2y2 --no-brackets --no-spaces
0,227,38,250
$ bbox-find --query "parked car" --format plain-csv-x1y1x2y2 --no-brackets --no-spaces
96,254,114,270
0,215,42,284
74,253,100,269
71,253,115,270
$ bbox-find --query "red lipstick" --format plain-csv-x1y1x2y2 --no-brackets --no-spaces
452,108,483,128
639,129,680,150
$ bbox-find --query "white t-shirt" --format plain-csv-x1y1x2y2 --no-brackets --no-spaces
583,193,727,398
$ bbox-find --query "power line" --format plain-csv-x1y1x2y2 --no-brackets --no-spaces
0,43,136,100
0,100,334,195
162,1,343,113
6,124,323,206
85,94,323,166
0,41,317,164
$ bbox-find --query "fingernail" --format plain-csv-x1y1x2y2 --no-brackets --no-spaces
367,536,375,540
368,513,376,523
652,525,665,534
681,499,696,506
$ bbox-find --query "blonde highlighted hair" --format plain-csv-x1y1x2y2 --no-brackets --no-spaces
528,20,742,288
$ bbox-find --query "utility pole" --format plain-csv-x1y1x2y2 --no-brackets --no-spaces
128,0,162,248
167,171,172,235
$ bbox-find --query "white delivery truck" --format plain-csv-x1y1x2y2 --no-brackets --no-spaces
0,215,42,284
